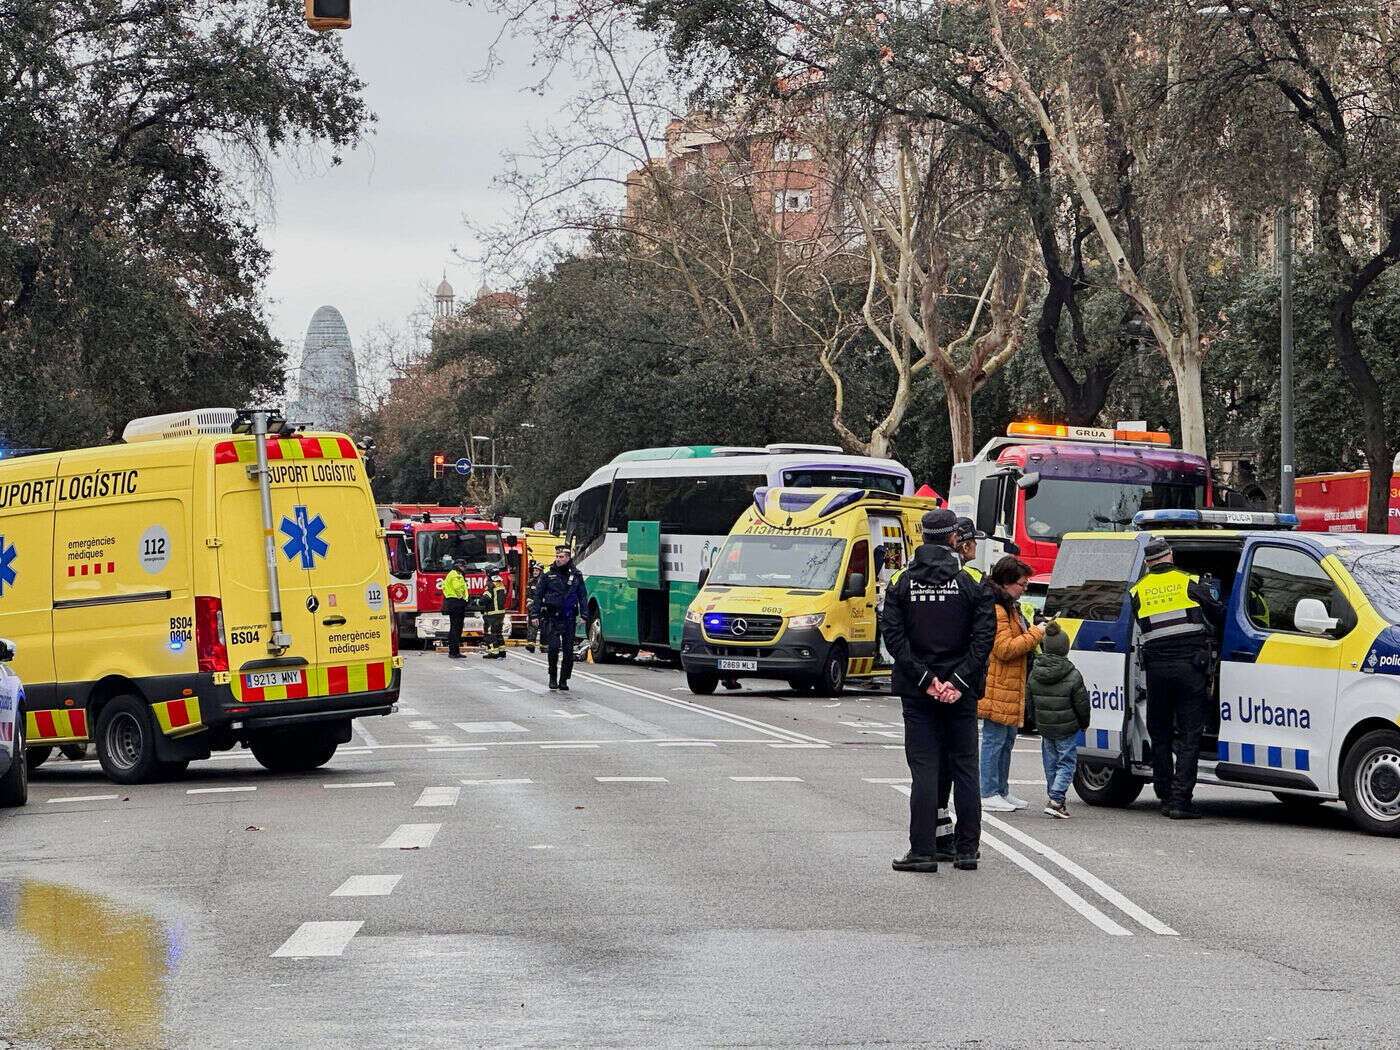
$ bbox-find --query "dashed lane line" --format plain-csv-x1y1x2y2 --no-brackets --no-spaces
454,721,528,734
408,720,439,731
378,824,440,849
355,721,380,748
187,786,256,795
657,742,716,748
768,742,831,749
331,875,403,897
414,786,461,807
45,794,120,804
324,781,395,789
273,921,363,958
730,776,804,782
541,743,599,750
461,778,534,786
595,776,668,783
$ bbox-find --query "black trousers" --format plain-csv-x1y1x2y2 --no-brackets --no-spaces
901,696,980,857
542,618,575,684
484,613,505,652
1144,652,1210,807
443,597,467,657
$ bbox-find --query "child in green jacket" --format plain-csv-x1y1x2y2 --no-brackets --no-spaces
1026,622,1091,818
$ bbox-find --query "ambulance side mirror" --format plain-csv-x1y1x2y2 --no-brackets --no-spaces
697,568,711,590
0,639,15,663
1293,598,1339,636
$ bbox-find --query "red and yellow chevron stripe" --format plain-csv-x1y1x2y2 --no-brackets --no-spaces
214,435,359,465
880,525,902,538
232,659,395,703
152,697,203,737
848,656,880,676
27,708,88,744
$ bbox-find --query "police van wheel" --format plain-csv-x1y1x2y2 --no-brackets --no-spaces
95,697,162,785
814,645,847,697
0,716,28,807
1072,762,1144,808
686,672,719,695
24,745,52,773
1341,728,1400,835
249,730,338,774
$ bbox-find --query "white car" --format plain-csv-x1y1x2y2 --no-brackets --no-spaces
0,639,27,807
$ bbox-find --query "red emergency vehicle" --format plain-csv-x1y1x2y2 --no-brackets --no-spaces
1294,465,1400,534
946,422,1212,577
379,506,513,645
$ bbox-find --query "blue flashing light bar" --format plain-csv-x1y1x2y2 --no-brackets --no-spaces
1132,509,1300,530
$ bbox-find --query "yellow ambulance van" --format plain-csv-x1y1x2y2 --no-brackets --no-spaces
0,408,400,783
679,487,936,695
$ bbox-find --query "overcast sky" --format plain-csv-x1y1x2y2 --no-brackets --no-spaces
262,1,563,374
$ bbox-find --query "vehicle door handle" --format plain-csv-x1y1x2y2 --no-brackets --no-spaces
322,616,347,627
1229,649,1252,660
1094,639,1116,651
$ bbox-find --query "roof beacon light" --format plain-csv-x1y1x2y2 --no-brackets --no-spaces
1132,509,1300,531
1006,421,1171,446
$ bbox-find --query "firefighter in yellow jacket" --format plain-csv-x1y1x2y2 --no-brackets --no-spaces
482,569,509,660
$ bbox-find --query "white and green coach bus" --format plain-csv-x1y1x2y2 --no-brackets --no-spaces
559,445,914,661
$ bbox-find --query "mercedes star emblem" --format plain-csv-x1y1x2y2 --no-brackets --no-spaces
731,617,748,636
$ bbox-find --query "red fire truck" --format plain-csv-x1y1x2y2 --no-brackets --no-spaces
946,422,1212,577
379,506,514,646
1294,462,1400,534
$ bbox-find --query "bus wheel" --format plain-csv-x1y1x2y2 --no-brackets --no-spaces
686,672,719,695
586,611,613,664
25,746,52,774
814,644,847,697
1341,728,1400,835
1073,761,1143,807
249,728,339,774
96,697,163,785
0,716,27,807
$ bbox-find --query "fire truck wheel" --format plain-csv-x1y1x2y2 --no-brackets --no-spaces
24,746,52,773
96,697,163,785
249,729,339,774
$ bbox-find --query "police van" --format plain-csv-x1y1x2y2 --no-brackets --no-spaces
1051,509,1400,835
679,487,935,696
0,408,401,784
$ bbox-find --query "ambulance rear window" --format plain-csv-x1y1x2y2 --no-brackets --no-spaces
1045,539,1139,621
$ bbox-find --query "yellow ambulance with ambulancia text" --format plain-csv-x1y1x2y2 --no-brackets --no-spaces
680,487,937,696
0,408,400,783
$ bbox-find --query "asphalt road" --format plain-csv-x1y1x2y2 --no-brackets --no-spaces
0,650,1396,1049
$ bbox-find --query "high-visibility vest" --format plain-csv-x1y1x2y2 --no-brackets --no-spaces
485,579,507,617
1129,568,1208,647
442,570,466,600
962,564,984,583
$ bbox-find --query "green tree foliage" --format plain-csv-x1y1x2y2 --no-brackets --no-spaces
0,0,370,449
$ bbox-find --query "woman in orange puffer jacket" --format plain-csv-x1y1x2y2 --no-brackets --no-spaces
979,556,1045,812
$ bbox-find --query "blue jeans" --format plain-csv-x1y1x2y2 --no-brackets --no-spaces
980,720,1017,798
1041,734,1079,803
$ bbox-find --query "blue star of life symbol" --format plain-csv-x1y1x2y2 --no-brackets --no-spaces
280,506,328,569
0,537,14,596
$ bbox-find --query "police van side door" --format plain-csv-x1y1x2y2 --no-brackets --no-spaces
1215,538,1346,792
1045,536,1142,762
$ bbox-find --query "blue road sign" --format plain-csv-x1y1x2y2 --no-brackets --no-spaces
455,457,472,476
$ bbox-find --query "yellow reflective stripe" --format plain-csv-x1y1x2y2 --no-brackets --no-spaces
1130,571,1200,614
963,565,983,582
347,663,370,693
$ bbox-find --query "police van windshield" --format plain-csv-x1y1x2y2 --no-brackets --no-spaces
1023,480,1205,542
708,535,847,590
1334,545,1400,623
417,530,506,574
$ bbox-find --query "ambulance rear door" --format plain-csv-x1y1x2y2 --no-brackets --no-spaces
213,438,318,699
868,511,906,669
1045,535,1143,762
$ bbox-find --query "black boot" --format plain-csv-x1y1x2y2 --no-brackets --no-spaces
892,851,937,873
953,852,981,871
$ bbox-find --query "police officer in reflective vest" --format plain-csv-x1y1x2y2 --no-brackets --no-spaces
482,569,508,660
1129,537,1224,819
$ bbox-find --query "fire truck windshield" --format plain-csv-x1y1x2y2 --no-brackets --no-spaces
416,530,506,573
1023,479,1206,542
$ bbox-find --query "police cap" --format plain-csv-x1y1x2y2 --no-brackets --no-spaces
954,517,987,543
1144,537,1173,563
921,508,957,538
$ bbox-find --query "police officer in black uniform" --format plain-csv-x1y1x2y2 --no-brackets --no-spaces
882,508,997,872
530,545,588,691
1129,537,1225,819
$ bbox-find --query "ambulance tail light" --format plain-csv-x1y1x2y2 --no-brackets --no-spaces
195,596,229,673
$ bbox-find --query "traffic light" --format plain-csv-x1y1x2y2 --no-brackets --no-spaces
432,453,446,479
305,0,350,30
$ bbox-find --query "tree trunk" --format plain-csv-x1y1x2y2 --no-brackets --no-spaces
1331,292,1393,533
946,375,976,464
1167,346,1207,458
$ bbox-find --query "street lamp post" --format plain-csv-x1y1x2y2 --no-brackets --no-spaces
1278,207,1295,513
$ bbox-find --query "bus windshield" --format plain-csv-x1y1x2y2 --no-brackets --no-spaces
707,535,847,590
1023,479,1205,543
416,529,506,573
1334,545,1400,623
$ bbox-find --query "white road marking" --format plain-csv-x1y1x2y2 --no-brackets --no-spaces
460,778,534,786
324,781,395,789
355,721,380,748
408,720,439,731
552,709,589,719
528,844,555,850
331,874,403,897
888,785,1132,937
424,735,458,746
657,742,717,748
769,742,830,749
595,776,668,783
272,921,363,958
45,794,120,804
187,786,256,795
498,687,525,693
730,776,804,782
454,721,527,734
378,824,440,849
840,720,896,729
540,743,599,749
414,786,460,807
396,707,420,715
982,815,1179,936
513,655,827,744
863,777,912,785
426,745,489,752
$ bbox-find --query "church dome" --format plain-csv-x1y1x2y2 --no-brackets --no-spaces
436,277,454,298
